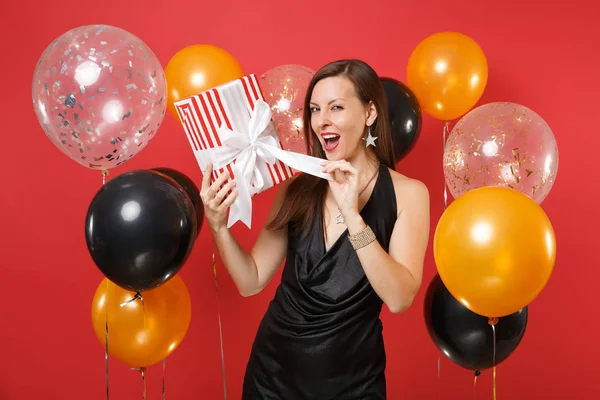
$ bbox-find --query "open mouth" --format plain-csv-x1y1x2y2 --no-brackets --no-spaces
322,133,340,151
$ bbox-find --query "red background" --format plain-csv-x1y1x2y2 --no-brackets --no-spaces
1,0,598,398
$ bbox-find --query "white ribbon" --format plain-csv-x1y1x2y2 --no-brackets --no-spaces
201,99,331,229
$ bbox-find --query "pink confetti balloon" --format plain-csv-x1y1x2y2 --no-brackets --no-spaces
32,25,167,170
443,102,558,204
258,64,314,155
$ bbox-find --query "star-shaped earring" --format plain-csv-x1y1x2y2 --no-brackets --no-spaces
364,127,378,148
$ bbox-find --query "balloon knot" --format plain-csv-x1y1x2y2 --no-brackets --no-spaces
120,292,143,307
488,317,499,326
474,370,481,377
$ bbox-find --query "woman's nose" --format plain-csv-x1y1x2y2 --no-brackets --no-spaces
316,112,332,129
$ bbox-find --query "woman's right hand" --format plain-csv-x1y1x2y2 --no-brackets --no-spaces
199,162,238,234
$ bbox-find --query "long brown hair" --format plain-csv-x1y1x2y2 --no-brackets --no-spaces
267,59,395,234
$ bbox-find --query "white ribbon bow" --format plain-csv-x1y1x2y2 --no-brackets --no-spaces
204,99,331,229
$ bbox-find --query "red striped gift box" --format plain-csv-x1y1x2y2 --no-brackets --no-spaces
174,74,294,190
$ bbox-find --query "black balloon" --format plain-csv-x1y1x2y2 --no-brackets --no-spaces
151,167,204,238
381,77,422,162
424,274,528,371
85,170,197,292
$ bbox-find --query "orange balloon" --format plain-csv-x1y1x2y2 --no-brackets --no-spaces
406,32,488,121
164,44,244,121
434,186,556,318
91,276,192,367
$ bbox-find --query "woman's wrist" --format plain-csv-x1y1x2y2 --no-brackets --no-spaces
345,213,366,235
211,225,230,238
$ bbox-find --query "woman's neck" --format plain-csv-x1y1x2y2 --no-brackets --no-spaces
348,149,379,190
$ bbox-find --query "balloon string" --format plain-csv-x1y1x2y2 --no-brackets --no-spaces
142,296,147,335
102,172,110,399
105,279,109,400
474,370,481,400
442,122,449,210
128,368,147,400
493,366,497,400
437,356,441,400
437,122,450,400
489,318,498,400
162,359,166,400
212,236,227,400
141,367,147,400
128,295,147,399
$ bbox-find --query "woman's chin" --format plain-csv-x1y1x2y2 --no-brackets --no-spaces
324,146,345,161
325,147,362,162
325,154,344,161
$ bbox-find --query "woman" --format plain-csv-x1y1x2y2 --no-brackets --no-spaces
200,59,430,399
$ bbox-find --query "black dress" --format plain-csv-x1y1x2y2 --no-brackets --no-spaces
242,164,397,400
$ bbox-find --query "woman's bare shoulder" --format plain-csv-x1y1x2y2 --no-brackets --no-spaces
387,168,430,214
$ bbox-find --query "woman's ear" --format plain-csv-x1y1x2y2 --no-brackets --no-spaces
366,101,378,126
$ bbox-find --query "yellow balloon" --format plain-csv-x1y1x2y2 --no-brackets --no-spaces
406,32,488,121
434,186,556,318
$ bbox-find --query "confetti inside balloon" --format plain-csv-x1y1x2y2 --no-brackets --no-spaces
258,64,314,155
443,102,558,204
32,24,167,170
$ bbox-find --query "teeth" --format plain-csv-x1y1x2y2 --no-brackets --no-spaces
323,134,339,139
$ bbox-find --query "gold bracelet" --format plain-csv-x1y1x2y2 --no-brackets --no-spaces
348,225,376,250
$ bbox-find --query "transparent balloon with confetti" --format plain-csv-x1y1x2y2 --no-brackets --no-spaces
32,24,167,171
443,102,558,204
258,64,314,155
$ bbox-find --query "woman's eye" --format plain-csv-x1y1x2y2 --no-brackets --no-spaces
310,107,319,113
332,105,343,110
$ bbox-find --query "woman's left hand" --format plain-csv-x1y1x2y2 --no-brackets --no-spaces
321,160,360,220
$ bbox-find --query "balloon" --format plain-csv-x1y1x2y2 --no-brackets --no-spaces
165,44,244,122
434,186,556,317
32,24,167,170
258,64,315,155
424,274,528,370
380,77,422,162
85,170,196,292
444,102,558,204
91,275,192,367
151,167,204,238
406,32,488,121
